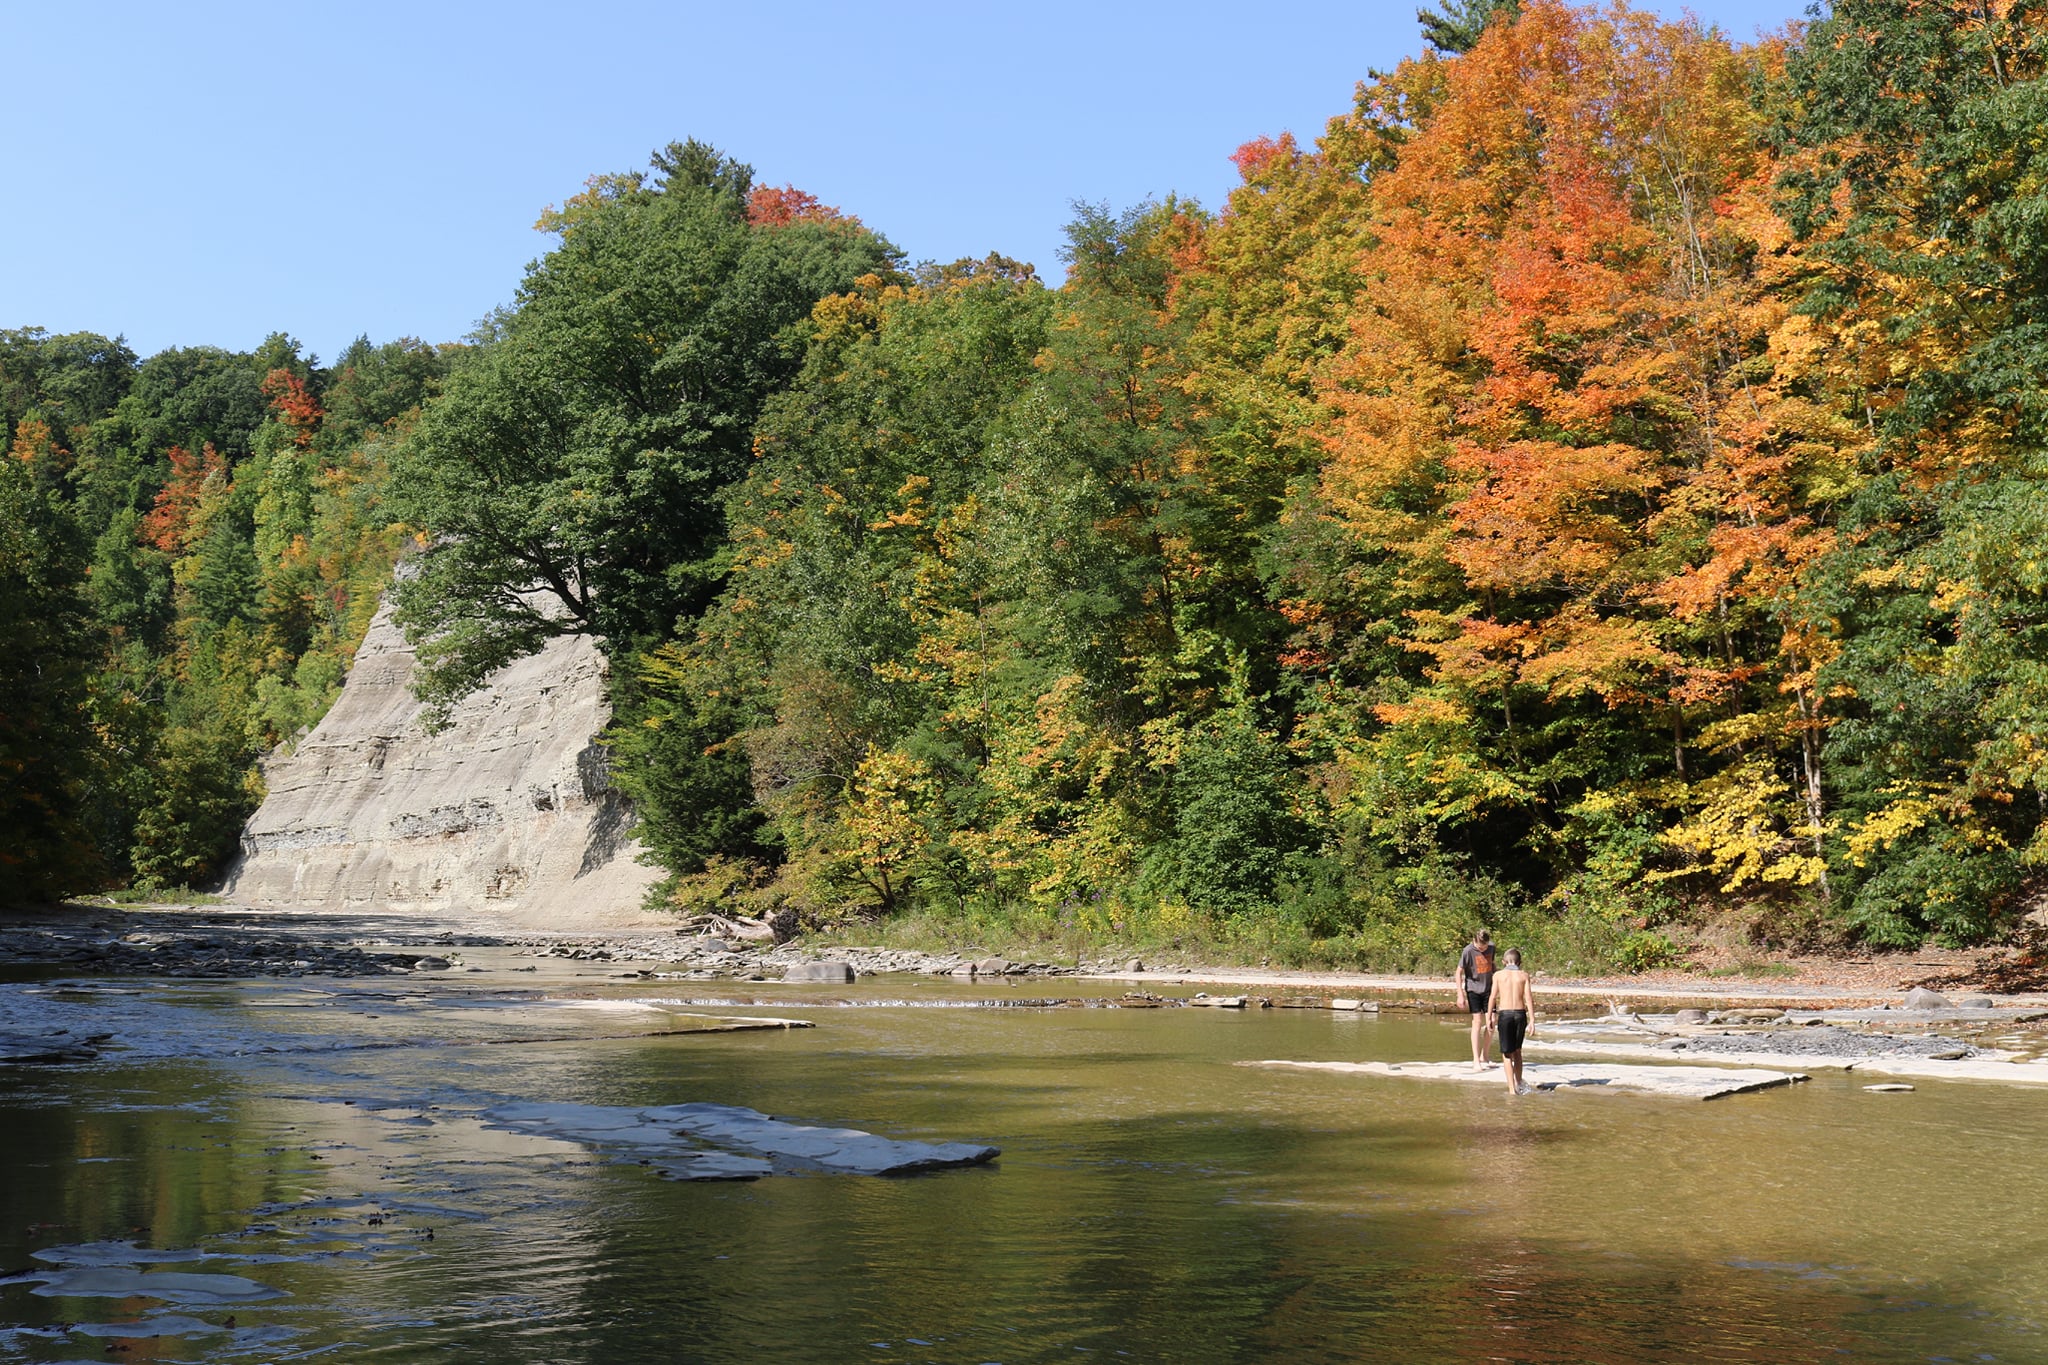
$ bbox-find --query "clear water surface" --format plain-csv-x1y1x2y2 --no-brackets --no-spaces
0,970,2042,1363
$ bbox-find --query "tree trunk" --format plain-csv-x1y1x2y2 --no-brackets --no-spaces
1793,680,1831,901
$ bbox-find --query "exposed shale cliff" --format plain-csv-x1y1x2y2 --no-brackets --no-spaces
222,604,661,924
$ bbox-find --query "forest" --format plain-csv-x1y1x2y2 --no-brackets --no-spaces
7,0,2047,970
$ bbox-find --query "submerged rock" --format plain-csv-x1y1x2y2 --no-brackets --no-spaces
0,1029,107,1064
29,1268,287,1304
31,1243,205,1267
783,961,855,983
66,1314,229,1339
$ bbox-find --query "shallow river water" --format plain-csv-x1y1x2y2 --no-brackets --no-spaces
1,970,2044,1363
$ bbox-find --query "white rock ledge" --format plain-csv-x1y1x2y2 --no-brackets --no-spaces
481,1100,1000,1178
1526,1039,2048,1085
1244,1058,1807,1100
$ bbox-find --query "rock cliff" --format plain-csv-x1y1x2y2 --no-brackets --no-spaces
221,603,663,926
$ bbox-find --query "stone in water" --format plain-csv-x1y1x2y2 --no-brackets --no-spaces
783,961,855,983
30,1268,287,1304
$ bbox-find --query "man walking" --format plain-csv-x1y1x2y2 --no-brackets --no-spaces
1489,947,1535,1095
1456,929,1495,1071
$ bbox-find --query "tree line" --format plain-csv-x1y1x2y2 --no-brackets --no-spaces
1,328,446,900
8,0,2046,969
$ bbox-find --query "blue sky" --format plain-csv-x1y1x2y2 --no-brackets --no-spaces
5,0,1807,364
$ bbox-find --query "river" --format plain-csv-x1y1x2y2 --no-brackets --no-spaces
1,965,2042,1362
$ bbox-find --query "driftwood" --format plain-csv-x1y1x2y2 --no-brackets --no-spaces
675,909,798,944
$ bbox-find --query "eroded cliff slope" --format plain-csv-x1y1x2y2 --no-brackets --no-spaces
222,604,662,925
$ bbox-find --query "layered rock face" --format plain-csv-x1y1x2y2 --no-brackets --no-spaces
222,604,662,925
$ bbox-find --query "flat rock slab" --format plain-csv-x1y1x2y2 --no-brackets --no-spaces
1245,1059,1806,1100
28,1268,288,1304
1527,1039,2048,1085
67,1314,229,1339
0,1030,107,1064
482,1100,998,1178
31,1243,207,1267
660,1103,1000,1174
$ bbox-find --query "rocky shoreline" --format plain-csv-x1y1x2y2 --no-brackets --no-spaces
0,909,1180,984
0,909,2038,1010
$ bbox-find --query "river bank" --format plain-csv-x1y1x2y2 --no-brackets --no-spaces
5,900,2040,1010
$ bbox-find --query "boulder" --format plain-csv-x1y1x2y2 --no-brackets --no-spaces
1956,995,1995,1009
1903,987,1950,1011
783,960,855,983
972,956,1011,976
1126,958,1145,973
1674,1008,1711,1025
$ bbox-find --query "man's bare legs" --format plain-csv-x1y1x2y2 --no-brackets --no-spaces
1470,1009,1492,1070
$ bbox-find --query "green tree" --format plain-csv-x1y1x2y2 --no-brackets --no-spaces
0,457,107,902
1416,0,1518,53
389,141,898,716
645,260,1055,882
1772,0,2048,942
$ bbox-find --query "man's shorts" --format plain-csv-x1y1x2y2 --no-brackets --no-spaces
1497,1008,1530,1054
1466,987,1490,1015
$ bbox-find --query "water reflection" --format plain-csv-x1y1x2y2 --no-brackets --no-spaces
0,983,2042,1362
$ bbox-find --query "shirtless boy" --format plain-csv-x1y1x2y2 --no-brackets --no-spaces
1488,948,1534,1095
1455,930,1495,1070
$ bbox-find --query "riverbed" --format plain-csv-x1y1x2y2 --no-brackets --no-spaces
2,964,2044,1363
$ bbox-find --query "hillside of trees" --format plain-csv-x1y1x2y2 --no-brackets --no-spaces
8,0,2047,970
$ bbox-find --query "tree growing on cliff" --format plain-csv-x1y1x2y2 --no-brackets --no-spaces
387,141,900,721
